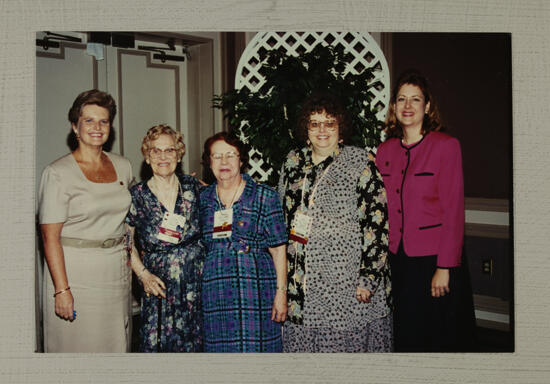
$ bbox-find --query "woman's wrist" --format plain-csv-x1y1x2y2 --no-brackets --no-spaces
53,286,71,297
137,266,148,281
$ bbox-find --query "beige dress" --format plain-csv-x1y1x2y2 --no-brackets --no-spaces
38,152,133,352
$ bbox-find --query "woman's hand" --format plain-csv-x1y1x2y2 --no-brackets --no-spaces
55,290,75,321
431,268,450,297
356,286,372,303
268,244,287,322
127,225,166,299
141,270,166,299
271,290,287,322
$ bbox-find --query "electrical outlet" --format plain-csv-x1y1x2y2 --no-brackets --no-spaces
482,259,493,275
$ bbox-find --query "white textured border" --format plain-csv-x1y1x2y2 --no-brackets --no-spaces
1,0,549,383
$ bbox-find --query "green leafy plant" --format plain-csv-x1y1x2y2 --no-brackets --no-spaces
213,44,385,186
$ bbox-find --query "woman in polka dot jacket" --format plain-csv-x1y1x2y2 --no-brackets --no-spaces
278,92,393,352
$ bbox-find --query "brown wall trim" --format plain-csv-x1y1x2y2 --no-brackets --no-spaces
465,222,510,239
475,318,510,332
465,197,509,212
116,49,181,155
473,294,510,331
473,294,509,314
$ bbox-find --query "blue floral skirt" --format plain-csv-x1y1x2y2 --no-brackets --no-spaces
140,246,203,353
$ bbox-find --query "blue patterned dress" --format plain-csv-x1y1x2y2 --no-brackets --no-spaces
126,174,205,352
200,173,288,352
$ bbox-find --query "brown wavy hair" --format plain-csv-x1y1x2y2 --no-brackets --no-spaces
296,92,351,145
141,124,185,160
68,89,117,126
385,70,444,139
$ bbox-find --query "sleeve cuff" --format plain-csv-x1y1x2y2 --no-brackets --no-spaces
358,275,378,292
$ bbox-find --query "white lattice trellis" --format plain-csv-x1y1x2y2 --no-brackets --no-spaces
235,31,390,182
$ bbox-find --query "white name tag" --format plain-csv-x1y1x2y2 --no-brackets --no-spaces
157,211,186,244
290,211,312,244
213,209,233,239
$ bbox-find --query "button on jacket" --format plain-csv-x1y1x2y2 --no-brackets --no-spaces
376,131,464,267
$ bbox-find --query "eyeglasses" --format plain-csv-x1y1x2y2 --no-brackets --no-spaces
149,147,177,158
210,151,239,161
308,120,338,132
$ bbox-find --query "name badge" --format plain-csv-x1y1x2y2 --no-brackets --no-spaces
213,209,233,239
157,212,186,244
289,211,312,244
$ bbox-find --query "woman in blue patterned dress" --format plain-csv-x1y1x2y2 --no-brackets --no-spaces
126,124,205,352
200,132,288,352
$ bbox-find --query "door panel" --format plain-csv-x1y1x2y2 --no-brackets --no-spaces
117,50,186,179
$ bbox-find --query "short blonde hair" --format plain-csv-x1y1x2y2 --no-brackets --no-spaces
141,124,185,160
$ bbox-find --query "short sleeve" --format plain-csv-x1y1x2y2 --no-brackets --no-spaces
38,165,68,224
261,187,288,248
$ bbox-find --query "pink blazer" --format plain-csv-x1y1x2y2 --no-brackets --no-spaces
376,131,464,267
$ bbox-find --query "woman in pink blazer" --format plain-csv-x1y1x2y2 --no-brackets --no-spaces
376,70,476,352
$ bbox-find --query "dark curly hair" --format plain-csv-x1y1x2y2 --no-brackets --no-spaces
385,70,444,139
295,92,351,145
202,131,250,174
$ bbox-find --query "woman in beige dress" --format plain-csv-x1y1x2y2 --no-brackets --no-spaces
38,89,133,352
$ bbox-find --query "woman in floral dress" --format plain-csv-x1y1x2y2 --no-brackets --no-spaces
126,124,205,352
278,93,393,352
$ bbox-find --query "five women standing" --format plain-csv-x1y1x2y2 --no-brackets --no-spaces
40,73,474,353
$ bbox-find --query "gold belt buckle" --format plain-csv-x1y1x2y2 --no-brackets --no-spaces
101,238,116,248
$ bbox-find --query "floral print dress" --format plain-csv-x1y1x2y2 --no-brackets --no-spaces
126,173,205,352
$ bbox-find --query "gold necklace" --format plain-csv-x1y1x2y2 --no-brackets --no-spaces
217,178,243,209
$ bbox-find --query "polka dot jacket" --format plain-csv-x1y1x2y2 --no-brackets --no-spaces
278,145,392,329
